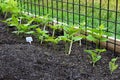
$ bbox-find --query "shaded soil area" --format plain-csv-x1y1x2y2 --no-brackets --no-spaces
0,21,120,80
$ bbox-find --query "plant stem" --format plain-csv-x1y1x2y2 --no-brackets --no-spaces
52,29,55,37
4,12,8,19
43,24,46,31
40,38,43,44
68,41,73,55
40,40,43,44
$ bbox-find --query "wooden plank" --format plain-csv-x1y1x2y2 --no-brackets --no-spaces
100,37,120,53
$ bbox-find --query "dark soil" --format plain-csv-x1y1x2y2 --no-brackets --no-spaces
0,21,120,80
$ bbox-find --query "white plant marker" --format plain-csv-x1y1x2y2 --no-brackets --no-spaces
26,37,33,44
53,19,57,25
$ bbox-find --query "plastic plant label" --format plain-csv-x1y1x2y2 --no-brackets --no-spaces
26,37,33,44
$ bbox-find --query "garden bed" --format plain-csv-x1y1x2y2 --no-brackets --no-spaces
0,21,120,80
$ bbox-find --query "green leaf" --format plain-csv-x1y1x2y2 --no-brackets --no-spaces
95,55,101,61
109,58,118,74
25,18,35,26
95,49,106,54
111,58,117,62
25,31,35,34
100,38,108,42
86,35,97,42
35,28,49,42
49,25,58,30
84,50,94,54
85,49,103,66
72,36,82,42
99,24,105,30
12,31,18,34
92,53,101,65
58,36,70,42
0,0,20,15
45,37,60,44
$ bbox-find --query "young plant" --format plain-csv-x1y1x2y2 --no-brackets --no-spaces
57,35,70,54
18,15,33,24
32,17,42,25
85,49,106,67
86,25,110,48
109,58,118,74
12,18,37,35
45,37,60,44
45,36,61,50
35,28,49,44
62,25,84,54
0,0,20,18
94,48,106,55
3,15,19,27
40,15,53,31
49,24,64,37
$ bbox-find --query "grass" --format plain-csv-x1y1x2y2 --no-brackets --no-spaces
19,0,120,39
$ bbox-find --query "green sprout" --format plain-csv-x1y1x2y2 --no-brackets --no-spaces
40,14,53,31
45,36,61,50
33,16,42,25
12,18,37,35
58,35,70,54
109,58,118,74
85,49,106,67
0,0,20,18
18,14,34,24
86,25,110,48
35,28,49,44
62,25,84,54
3,15,19,27
45,37,60,44
49,24,64,37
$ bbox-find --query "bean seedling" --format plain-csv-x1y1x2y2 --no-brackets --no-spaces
40,15,53,31
12,18,37,35
45,36,61,50
109,58,118,74
63,25,84,54
86,25,110,48
85,49,106,67
35,28,49,44
0,0,20,18
3,15,19,27
49,24,64,37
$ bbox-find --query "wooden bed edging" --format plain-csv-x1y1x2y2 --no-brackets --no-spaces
100,37,120,54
